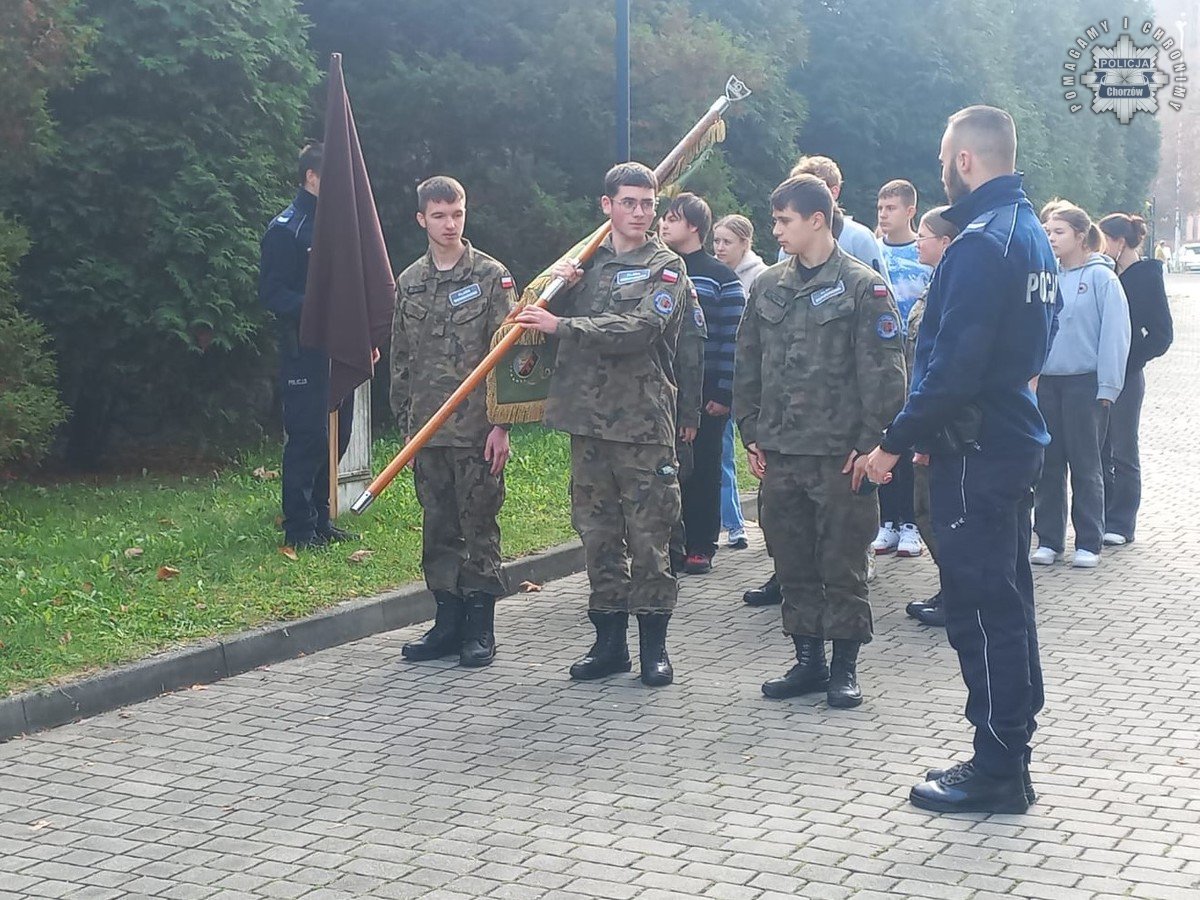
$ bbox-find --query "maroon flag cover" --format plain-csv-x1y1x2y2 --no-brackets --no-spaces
299,53,395,410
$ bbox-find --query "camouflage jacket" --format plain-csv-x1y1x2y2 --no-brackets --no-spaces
674,278,707,432
544,234,688,447
905,290,927,377
734,243,907,456
390,241,517,448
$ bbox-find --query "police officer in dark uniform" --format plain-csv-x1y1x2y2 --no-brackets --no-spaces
258,142,356,549
863,106,1060,814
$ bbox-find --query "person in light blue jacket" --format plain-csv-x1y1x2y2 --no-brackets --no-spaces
1032,203,1131,569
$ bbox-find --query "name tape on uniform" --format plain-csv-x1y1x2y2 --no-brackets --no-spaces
449,283,482,307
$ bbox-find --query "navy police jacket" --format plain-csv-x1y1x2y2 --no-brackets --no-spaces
258,189,317,357
881,174,1061,456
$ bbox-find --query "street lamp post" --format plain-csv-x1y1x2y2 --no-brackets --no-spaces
615,0,630,163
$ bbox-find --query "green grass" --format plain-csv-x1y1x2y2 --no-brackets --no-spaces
0,424,759,697
0,425,573,696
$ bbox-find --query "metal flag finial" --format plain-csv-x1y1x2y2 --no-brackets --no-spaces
725,75,752,102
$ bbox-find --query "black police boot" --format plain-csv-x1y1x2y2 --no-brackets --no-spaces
827,640,863,708
319,523,361,543
287,532,329,551
926,760,1037,806
401,591,464,661
910,760,1030,814
761,635,829,699
743,573,782,607
905,591,940,619
569,612,631,680
912,595,946,627
636,613,673,687
459,592,497,668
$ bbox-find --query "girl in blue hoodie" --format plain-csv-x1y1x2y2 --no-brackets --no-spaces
1032,204,1131,569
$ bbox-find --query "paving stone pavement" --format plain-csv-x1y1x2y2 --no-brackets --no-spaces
2,278,1199,899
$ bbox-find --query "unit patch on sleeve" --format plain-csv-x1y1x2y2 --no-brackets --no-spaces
449,283,482,307
653,291,675,316
876,313,899,339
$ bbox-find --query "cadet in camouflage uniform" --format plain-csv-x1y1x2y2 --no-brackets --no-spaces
390,176,518,668
514,162,689,687
669,279,706,573
735,174,906,708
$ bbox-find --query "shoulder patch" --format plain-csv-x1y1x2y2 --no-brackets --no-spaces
449,283,482,307
693,306,706,329
872,283,889,298
661,268,680,284
653,290,676,316
876,313,899,340
614,268,651,286
500,274,515,290
810,280,846,307
274,210,294,225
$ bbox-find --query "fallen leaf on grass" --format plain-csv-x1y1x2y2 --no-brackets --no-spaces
124,547,144,559
29,820,51,831
347,549,373,564
253,467,279,481
58,632,72,645
81,582,94,593
518,581,543,593
279,546,299,561
156,566,181,581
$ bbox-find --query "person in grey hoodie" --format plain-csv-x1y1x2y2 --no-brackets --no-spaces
1032,203,1131,568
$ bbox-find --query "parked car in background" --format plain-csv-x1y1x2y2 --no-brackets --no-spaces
1178,243,1200,273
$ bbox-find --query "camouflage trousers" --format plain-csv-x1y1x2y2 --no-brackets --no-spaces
413,446,509,597
760,453,877,643
570,435,680,614
668,438,694,565
913,460,940,564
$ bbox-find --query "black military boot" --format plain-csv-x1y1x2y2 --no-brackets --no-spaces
459,592,497,668
925,759,1037,806
910,760,1030,814
761,635,829,699
743,573,782,607
827,640,863,708
569,612,631,680
401,591,464,661
905,591,940,619
636,613,673,687
319,523,361,543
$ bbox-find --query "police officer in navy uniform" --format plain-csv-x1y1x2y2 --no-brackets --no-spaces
862,106,1060,814
258,142,356,549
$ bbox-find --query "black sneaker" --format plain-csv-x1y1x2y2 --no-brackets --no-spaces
683,554,713,575
287,532,329,551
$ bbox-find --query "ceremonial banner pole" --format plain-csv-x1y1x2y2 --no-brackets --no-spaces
351,75,752,515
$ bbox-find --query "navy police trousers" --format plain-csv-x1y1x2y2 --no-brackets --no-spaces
930,446,1044,777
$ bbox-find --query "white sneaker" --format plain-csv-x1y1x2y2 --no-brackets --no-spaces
1072,549,1100,568
872,522,899,555
1102,532,1128,546
1029,547,1061,566
896,523,924,558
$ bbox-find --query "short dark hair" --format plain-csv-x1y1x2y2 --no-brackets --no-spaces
416,175,466,212
770,174,834,226
298,141,323,185
665,192,713,242
878,179,917,207
946,105,1017,170
603,161,657,197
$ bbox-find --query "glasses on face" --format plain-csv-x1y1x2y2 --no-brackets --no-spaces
615,198,658,213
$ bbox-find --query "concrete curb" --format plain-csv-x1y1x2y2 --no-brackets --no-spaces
0,489,757,742
0,538,586,743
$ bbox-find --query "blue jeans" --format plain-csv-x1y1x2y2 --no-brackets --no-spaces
720,419,745,534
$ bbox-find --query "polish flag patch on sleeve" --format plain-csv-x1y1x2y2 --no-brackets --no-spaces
661,268,680,284
501,274,515,290
872,283,889,298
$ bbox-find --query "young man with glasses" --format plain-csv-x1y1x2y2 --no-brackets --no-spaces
515,162,690,688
